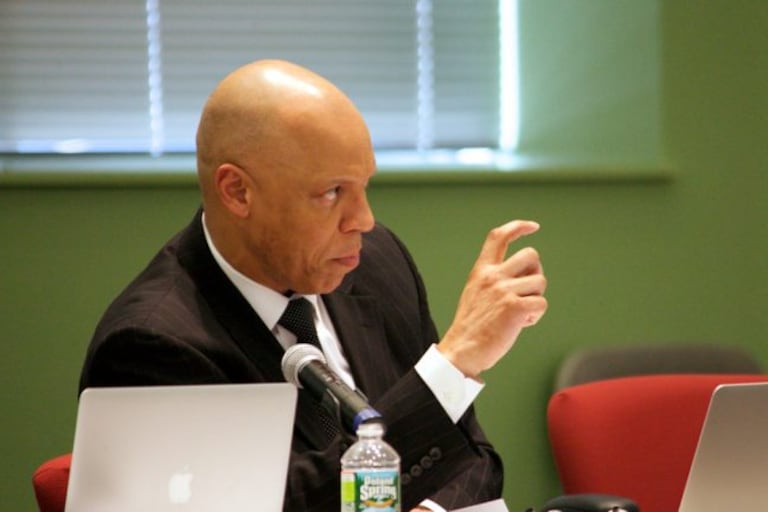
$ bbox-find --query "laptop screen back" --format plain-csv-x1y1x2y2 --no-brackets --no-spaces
678,381,768,512
65,383,297,512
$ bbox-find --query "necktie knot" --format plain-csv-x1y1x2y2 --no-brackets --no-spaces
278,297,320,347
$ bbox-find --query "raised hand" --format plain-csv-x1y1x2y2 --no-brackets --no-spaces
437,220,548,379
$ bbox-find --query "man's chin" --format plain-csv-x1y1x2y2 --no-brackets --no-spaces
295,273,348,295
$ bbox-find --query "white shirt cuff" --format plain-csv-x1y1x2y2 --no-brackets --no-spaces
414,344,484,423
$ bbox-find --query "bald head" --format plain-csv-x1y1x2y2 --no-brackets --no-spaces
195,60,368,207
193,60,376,293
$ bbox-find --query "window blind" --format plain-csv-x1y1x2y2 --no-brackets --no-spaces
0,0,501,156
0,1,150,152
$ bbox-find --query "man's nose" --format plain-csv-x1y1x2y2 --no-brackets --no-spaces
341,192,375,233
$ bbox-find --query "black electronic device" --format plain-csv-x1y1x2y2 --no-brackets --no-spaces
539,493,639,512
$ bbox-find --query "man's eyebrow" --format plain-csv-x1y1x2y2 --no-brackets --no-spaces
322,175,370,185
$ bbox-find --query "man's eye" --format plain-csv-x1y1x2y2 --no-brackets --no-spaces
323,187,340,201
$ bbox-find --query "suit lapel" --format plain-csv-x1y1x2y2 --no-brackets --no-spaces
176,211,401,448
323,285,399,404
177,211,332,448
176,211,285,382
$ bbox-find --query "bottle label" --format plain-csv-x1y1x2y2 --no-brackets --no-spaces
341,469,400,512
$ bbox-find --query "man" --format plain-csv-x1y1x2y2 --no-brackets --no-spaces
80,60,547,511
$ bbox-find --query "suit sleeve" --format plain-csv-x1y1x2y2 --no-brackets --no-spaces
80,330,231,391
366,226,504,510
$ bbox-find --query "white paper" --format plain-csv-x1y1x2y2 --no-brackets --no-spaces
451,498,509,512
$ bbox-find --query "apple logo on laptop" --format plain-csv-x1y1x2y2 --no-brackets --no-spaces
168,466,194,504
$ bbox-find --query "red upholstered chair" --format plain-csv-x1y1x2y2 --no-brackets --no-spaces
32,453,71,512
547,373,768,512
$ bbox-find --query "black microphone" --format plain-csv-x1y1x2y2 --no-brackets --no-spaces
281,343,383,434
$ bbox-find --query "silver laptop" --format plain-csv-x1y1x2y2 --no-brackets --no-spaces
65,383,297,512
678,381,768,512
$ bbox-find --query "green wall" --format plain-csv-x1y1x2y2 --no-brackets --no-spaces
2,3,767,510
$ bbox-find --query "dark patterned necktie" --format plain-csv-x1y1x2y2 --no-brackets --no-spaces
278,297,340,444
278,297,321,347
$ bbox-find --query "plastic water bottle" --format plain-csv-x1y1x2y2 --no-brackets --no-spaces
340,421,401,512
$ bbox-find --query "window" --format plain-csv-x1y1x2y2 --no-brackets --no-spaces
0,0,508,171
0,0,663,175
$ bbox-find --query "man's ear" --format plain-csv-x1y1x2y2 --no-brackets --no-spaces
214,163,251,218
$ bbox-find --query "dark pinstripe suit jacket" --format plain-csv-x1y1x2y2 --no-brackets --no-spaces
79,210,503,511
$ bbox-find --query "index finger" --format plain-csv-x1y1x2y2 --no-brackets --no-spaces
476,220,540,265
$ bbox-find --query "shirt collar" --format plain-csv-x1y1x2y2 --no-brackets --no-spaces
201,213,319,330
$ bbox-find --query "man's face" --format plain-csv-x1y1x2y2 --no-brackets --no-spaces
239,124,376,295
